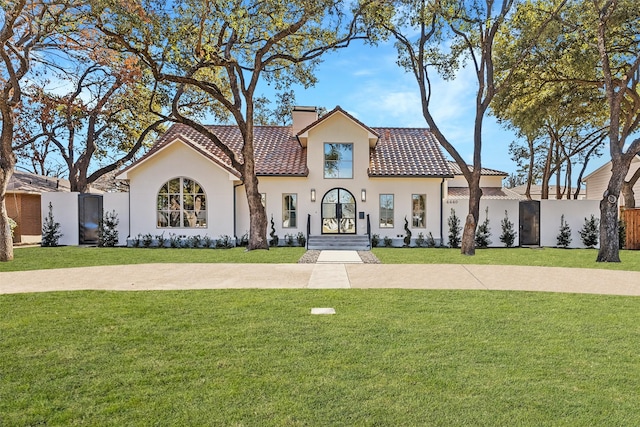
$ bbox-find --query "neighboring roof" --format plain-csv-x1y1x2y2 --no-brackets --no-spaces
7,170,70,194
583,155,640,181
511,184,580,197
447,161,508,176
447,187,523,200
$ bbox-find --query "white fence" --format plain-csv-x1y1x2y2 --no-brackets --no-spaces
42,192,602,248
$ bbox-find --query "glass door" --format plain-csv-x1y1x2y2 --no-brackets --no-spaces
322,188,356,234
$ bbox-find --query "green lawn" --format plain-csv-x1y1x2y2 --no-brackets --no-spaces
0,246,307,272
2,289,639,425
372,247,640,271
3,245,640,272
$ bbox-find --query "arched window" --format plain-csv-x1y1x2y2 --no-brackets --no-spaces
157,177,207,228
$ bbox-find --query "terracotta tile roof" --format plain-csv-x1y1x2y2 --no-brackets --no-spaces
127,123,308,177
447,187,523,200
447,161,507,176
369,128,453,177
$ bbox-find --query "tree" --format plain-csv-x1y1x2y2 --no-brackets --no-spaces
474,207,491,248
17,49,167,192
94,0,370,250
556,214,572,248
499,210,516,247
579,214,599,248
0,0,77,261
447,209,461,248
371,0,566,255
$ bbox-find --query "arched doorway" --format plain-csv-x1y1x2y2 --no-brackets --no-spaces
322,188,356,234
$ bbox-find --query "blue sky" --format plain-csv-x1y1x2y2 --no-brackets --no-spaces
265,39,521,177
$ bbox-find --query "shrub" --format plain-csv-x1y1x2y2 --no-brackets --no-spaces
239,231,249,247
284,233,294,246
499,210,516,248
371,234,380,247
415,232,425,247
296,232,306,247
474,207,491,248
403,216,412,246
383,236,393,247
8,217,17,239
169,233,181,248
41,202,63,247
188,235,202,248
556,214,572,248
269,215,279,247
131,234,142,248
203,235,214,248
156,232,167,248
142,233,153,248
426,232,436,248
216,235,234,249
98,210,119,247
579,214,599,248
447,209,461,248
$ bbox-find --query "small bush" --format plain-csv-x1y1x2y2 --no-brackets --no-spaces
403,216,412,246
131,234,142,248
296,232,306,247
556,214,572,248
239,231,249,247
371,234,380,248
447,209,461,248
98,210,119,247
499,210,516,248
142,233,153,248
156,232,167,248
415,232,425,247
216,235,234,249
579,214,599,248
474,207,491,249
203,235,214,248
9,217,17,239
41,202,63,247
426,232,436,248
383,236,393,247
169,233,181,248
269,215,279,247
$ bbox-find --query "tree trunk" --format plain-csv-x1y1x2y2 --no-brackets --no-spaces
460,178,482,255
596,158,629,262
622,181,636,208
1,98,17,261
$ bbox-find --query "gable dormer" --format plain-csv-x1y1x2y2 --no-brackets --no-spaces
296,106,379,148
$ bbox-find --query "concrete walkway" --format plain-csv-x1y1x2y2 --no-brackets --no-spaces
2,251,640,296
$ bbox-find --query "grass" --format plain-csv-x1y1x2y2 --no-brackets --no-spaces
3,245,640,272
0,246,307,272
372,247,640,271
2,289,640,425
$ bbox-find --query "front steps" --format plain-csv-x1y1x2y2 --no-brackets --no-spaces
307,234,371,251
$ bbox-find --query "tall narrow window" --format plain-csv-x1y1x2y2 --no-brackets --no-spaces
157,177,207,228
379,194,394,228
412,194,426,228
283,194,297,228
324,143,353,178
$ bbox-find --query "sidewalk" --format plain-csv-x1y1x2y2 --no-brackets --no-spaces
2,251,640,296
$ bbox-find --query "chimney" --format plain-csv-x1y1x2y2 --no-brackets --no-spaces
291,106,318,135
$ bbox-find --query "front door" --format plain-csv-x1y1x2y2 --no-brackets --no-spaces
322,188,356,234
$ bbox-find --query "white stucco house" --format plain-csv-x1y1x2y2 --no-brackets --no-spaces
115,106,516,247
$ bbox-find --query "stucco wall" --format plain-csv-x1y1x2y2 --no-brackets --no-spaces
41,192,79,246
443,199,520,247
103,192,130,246
125,140,236,240
540,200,601,248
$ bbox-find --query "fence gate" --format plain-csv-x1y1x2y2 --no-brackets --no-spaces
78,194,103,245
519,200,540,246
621,208,640,250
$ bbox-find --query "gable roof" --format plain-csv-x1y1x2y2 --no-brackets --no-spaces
119,120,454,179
447,161,507,176
296,106,379,148
8,170,71,194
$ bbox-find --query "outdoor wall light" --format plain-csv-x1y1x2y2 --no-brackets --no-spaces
361,189,367,202
311,188,316,202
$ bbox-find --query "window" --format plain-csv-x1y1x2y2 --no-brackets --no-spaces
324,143,353,178
412,194,426,228
379,194,394,228
157,177,207,228
283,194,297,228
